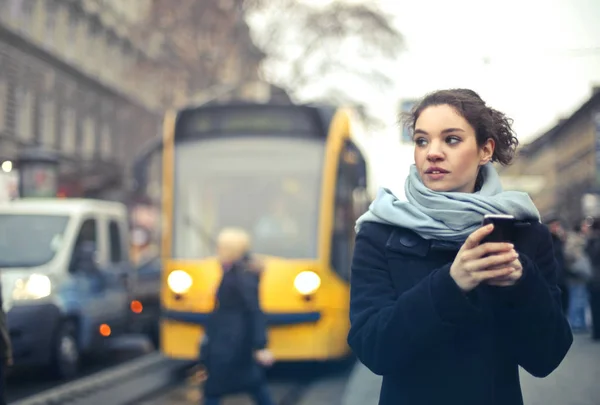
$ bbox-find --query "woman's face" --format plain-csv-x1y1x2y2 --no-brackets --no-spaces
413,104,494,193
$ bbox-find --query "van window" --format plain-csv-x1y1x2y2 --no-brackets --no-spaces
0,214,69,268
76,219,97,244
70,218,98,273
109,220,123,263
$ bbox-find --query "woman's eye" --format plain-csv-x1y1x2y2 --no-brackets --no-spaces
414,138,427,146
446,136,461,145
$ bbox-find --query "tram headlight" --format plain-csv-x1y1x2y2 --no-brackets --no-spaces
294,271,321,295
167,270,193,294
12,274,52,300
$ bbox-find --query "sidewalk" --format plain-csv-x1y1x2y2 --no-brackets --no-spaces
341,361,382,405
341,334,600,405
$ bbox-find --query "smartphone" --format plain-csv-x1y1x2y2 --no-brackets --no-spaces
481,214,516,243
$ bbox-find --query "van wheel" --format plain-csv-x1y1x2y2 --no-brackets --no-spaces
50,322,80,380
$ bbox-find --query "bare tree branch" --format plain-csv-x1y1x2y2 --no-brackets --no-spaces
134,0,404,129
246,0,404,128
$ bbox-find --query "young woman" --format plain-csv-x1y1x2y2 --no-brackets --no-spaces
348,89,573,405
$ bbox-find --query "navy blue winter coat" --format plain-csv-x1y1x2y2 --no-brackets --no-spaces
348,221,573,405
201,259,268,397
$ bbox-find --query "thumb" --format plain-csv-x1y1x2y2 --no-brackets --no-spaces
462,224,494,251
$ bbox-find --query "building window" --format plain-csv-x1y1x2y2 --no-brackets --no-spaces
61,107,76,154
40,99,56,148
43,0,57,49
115,108,129,162
19,0,35,35
32,0,46,42
54,3,68,53
76,16,88,67
89,22,103,76
81,116,95,159
114,45,125,82
100,122,112,159
2,0,18,25
0,78,6,133
8,0,22,19
15,86,34,142
65,9,78,61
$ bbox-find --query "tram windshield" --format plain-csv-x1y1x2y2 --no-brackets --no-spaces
172,137,324,259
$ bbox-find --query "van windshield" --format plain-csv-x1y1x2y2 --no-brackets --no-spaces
0,214,70,268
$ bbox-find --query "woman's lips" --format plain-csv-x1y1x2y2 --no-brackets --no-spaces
424,167,450,180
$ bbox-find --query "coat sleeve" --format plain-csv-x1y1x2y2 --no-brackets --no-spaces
239,272,268,351
347,224,483,375
484,225,573,378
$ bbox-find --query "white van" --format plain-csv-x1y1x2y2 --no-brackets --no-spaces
0,198,135,379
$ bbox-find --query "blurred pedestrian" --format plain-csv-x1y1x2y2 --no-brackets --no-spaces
585,219,600,339
348,89,572,405
564,220,592,332
0,281,12,405
546,215,569,312
200,228,274,405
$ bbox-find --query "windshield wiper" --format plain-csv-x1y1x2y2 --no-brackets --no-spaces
184,215,217,249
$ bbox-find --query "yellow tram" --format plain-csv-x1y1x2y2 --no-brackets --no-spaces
160,102,369,361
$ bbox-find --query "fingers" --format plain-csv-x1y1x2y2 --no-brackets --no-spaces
487,273,521,286
467,241,514,260
486,260,523,286
462,224,495,250
471,267,515,282
470,250,518,272
487,279,515,287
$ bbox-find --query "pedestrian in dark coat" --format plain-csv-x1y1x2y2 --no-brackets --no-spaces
201,228,274,405
546,216,569,312
0,284,11,405
348,89,573,405
584,219,600,339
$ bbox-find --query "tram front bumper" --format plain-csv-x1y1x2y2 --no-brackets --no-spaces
161,310,321,326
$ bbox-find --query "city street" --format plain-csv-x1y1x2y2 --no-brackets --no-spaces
521,333,600,405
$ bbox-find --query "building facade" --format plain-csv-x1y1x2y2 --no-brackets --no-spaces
499,88,600,225
0,0,286,201
0,0,162,199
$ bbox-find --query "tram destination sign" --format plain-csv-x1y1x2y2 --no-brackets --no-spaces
176,105,324,139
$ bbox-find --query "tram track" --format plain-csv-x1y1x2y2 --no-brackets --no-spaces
273,381,312,405
136,379,312,405
136,360,351,405
9,353,194,405
12,350,353,405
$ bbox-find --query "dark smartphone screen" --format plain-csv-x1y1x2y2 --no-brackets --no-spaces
481,214,516,243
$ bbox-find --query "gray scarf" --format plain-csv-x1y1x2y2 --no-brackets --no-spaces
356,163,540,242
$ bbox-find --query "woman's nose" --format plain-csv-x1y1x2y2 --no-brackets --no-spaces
426,142,444,161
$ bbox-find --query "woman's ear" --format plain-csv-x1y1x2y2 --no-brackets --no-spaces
479,138,495,165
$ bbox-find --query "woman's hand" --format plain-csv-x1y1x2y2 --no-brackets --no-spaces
485,257,523,287
450,224,519,292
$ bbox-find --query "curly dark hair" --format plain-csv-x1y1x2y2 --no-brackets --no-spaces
401,89,519,166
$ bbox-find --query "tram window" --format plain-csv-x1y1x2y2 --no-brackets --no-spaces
331,150,356,281
331,139,368,281
177,105,321,138
172,137,322,259
108,220,123,263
